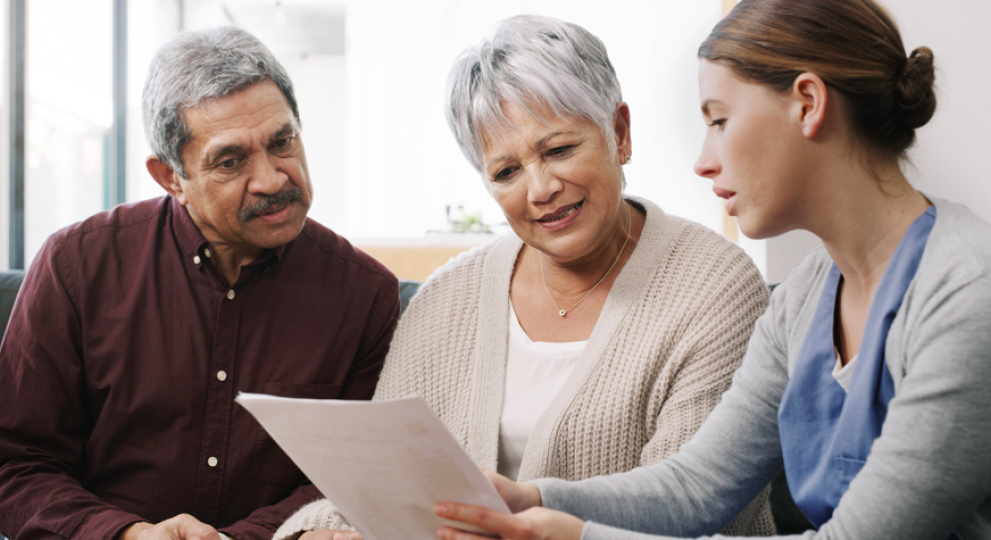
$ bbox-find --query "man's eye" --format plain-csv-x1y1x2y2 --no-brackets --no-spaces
274,137,293,149
220,158,238,169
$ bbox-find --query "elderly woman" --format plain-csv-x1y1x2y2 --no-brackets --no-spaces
274,15,773,540
433,1,991,539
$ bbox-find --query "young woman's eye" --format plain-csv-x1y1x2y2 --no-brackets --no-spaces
708,118,726,128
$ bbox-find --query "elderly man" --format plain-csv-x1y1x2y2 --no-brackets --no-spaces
0,27,399,540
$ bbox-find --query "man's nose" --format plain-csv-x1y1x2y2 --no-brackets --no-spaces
247,156,286,194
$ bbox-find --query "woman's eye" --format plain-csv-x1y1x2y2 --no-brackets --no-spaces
547,145,574,157
708,118,726,128
493,167,517,181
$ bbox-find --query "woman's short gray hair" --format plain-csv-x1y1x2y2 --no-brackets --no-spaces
445,15,623,172
142,26,300,178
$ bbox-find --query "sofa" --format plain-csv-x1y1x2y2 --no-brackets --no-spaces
0,270,810,536
0,271,23,340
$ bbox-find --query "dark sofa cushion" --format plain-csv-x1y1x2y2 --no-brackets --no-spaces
0,270,24,338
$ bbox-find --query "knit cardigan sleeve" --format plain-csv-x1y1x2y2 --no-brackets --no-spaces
633,223,774,535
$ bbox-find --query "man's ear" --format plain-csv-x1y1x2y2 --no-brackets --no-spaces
146,156,185,203
792,72,828,139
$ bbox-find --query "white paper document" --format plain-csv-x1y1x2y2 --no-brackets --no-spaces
236,393,509,540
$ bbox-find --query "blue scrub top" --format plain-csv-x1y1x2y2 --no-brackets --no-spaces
778,206,937,529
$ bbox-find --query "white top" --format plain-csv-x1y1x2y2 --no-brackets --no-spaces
497,303,586,480
832,351,858,392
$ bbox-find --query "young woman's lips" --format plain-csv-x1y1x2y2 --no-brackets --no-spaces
536,201,583,231
712,187,737,216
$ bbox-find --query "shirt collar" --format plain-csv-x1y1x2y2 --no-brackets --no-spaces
168,195,287,280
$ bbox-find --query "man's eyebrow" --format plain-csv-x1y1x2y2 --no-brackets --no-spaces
272,123,297,140
201,123,297,164
204,142,245,164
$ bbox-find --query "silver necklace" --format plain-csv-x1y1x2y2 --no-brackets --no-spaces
539,203,632,317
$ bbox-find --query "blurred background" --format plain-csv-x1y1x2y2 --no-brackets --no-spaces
0,0,987,282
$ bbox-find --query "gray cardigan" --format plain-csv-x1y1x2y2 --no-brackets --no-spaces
536,196,991,540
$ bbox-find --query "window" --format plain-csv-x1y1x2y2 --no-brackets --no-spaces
5,0,759,275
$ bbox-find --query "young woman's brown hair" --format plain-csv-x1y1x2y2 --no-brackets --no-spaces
698,0,936,161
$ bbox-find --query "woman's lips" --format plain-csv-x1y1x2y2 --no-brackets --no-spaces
536,201,584,231
712,187,737,216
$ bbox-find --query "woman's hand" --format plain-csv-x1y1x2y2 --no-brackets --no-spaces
299,531,363,540
434,504,584,540
482,469,543,513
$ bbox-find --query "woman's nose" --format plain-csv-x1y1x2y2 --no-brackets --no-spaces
694,137,720,179
693,148,719,178
527,167,564,203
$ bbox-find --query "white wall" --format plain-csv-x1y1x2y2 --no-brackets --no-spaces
764,0,991,283
31,0,979,281
341,0,726,241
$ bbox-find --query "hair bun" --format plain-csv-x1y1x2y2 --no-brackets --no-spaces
895,46,937,129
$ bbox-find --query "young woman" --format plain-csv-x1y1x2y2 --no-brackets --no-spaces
433,0,991,538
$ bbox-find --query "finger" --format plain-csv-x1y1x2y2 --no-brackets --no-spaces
299,530,362,540
482,470,519,508
117,522,154,540
436,525,500,540
167,514,221,540
300,532,343,540
434,502,521,537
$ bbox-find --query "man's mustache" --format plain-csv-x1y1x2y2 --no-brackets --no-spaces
239,188,303,221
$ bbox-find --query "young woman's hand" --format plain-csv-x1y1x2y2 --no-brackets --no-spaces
434,503,584,540
299,531,363,540
481,469,543,513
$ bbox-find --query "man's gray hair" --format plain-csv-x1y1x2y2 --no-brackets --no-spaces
445,15,623,173
142,26,300,178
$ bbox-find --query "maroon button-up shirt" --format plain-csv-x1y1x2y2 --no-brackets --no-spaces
0,196,399,540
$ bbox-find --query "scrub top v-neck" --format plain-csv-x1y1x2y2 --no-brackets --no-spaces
778,206,937,529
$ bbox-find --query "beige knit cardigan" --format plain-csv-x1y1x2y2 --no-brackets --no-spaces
274,198,774,539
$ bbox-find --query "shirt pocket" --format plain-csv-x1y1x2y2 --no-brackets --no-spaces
833,455,868,494
250,381,342,485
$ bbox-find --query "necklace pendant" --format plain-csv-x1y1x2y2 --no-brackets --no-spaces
559,309,567,317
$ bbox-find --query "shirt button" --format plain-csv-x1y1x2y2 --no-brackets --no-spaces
226,290,235,300
193,255,202,265
217,370,227,382
207,456,218,467
204,248,212,258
